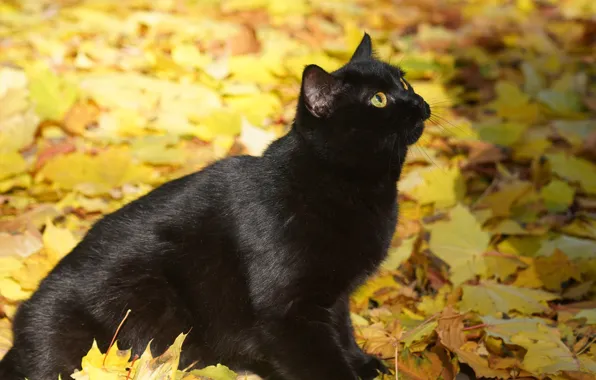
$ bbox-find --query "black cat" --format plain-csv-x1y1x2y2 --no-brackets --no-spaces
0,33,430,380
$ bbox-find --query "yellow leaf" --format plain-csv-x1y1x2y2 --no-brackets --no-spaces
460,282,559,315
194,110,242,143
171,44,211,69
511,324,579,375
483,255,526,281
489,219,528,235
131,136,185,166
228,55,277,85
417,286,451,317
428,204,490,285
27,63,78,121
455,342,511,379
43,219,78,261
514,250,582,292
481,315,549,344
39,149,157,196
226,93,282,126
412,166,465,208
382,236,416,270
0,318,13,361
476,180,532,218
489,80,540,123
0,278,31,301
0,88,39,153
74,340,129,380
0,257,23,277
497,236,541,257
134,333,187,379
476,121,528,146
0,152,27,181
352,274,400,308
11,250,56,291
402,320,438,348
547,153,596,195
189,364,238,380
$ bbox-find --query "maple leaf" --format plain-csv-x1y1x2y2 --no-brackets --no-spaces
511,324,581,375
460,282,559,315
26,63,78,121
428,204,490,285
513,250,582,292
1,1,595,380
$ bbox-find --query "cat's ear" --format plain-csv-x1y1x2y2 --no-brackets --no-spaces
302,64,342,118
350,33,373,62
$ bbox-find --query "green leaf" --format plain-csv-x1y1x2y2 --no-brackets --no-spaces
540,179,575,212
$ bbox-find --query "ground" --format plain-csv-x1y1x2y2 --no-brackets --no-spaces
0,0,595,379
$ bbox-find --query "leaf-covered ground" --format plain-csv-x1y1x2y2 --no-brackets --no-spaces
1,0,595,379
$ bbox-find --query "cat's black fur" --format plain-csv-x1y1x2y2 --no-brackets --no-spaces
0,34,430,380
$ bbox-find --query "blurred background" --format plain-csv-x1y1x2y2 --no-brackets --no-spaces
0,0,595,379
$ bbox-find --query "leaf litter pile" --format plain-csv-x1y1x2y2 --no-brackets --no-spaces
0,0,595,379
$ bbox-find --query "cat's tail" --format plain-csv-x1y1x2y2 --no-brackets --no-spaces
0,348,25,380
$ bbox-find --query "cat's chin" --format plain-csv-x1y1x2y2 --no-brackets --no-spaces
405,120,425,145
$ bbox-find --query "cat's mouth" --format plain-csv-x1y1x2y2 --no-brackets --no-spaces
404,120,425,145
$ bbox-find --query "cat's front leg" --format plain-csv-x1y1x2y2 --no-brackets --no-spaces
259,305,359,380
332,295,389,380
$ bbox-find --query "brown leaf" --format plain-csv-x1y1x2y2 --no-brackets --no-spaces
228,24,261,56
62,100,100,135
436,306,465,351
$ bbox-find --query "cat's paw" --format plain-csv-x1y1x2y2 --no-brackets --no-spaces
354,354,389,380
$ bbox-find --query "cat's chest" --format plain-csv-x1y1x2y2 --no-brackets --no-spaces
283,193,397,279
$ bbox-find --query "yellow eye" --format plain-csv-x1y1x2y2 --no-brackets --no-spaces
371,92,387,108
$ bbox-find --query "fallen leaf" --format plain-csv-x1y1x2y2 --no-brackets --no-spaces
541,179,575,213
547,153,596,195
511,324,580,375
382,236,417,270
43,219,78,261
27,63,78,121
460,282,559,315
428,204,490,285
412,166,465,208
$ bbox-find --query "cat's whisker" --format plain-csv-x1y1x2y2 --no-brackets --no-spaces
430,114,471,136
427,117,451,135
413,142,441,170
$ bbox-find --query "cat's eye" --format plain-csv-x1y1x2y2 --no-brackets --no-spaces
371,92,387,108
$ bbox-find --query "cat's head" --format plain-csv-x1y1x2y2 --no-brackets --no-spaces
295,33,430,176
